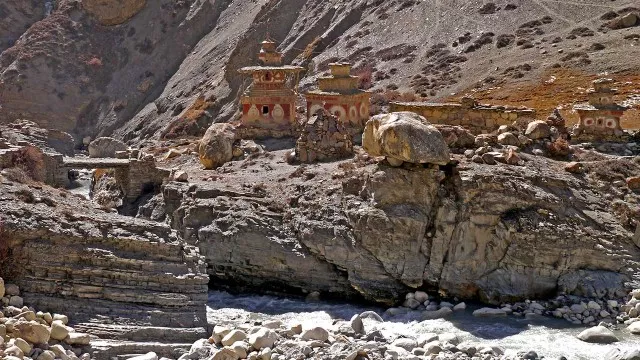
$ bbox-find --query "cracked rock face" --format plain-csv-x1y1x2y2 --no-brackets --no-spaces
82,0,147,26
155,152,639,305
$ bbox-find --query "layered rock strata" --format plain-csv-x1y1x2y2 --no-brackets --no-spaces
151,151,640,305
0,178,209,359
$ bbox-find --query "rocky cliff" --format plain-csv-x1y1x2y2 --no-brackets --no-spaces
144,147,640,306
0,177,210,359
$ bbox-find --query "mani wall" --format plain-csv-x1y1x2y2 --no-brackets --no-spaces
390,97,535,134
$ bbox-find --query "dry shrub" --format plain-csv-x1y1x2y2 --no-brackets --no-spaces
1,167,32,184
547,138,571,158
12,146,46,182
163,96,214,139
300,37,322,61
354,64,374,90
86,57,103,67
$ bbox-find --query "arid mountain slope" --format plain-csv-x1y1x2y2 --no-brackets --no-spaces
0,0,639,142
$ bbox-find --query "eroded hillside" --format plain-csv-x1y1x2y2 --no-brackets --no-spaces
1,0,639,143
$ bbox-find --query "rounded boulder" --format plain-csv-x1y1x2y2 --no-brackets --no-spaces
363,112,451,166
199,123,236,170
88,137,128,158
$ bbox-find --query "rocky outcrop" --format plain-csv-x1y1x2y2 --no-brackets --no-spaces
82,0,147,26
0,120,75,156
88,137,128,158
0,1,45,53
0,0,226,140
153,151,640,305
0,179,209,359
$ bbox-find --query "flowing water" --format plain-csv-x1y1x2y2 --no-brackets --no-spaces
66,169,93,199
207,291,640,359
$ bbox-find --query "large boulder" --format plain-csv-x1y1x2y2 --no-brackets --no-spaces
248,328,277,350
577,326,619,344
14,321,51,344
199,123,236,170
525,121,551,140
363,112,451,166
88,137,128,158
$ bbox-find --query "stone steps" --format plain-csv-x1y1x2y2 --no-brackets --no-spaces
91,340,195,360
73,324,207,342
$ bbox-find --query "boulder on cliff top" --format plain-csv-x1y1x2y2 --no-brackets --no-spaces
363,112,451,166
199,123,236,170
89,137,128,158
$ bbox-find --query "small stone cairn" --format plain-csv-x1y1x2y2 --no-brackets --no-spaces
0,277,92,360
295,110,353,163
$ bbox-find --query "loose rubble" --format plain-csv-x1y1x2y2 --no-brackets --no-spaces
0,278,91,360
183,312,532,360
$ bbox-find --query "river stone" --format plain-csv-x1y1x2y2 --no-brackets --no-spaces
15,321,51,344
391,337,418,351
89,137,128,158
421,307,453,320
229,341,248,358
472,308,507,317
606,348,640,360
453,302,467,311
50,320,70,341
14,337,32,355
417,333,438,347
577,325,619,343
214,325,232,337
362,112,451,166
403,298,421,309
5,345,24,358
9,296,24,307
222,330,247,346
65,332,91,345
261,320,282,329
129,353,159,360
211,348,240,360
199,123,236,169
628,322,640,334
438,333,460,345
350,314,365,335
5,283,20,296
248,328,277,350
588,301,601,310
0,277,4,298
424,341,443,355
414,291,429,303
37,350,56,360
53,314,69,325
571,304,587,314
300,327,329,342
360,311,383,322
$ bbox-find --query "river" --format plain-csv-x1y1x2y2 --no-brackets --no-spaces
206,291,640,359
